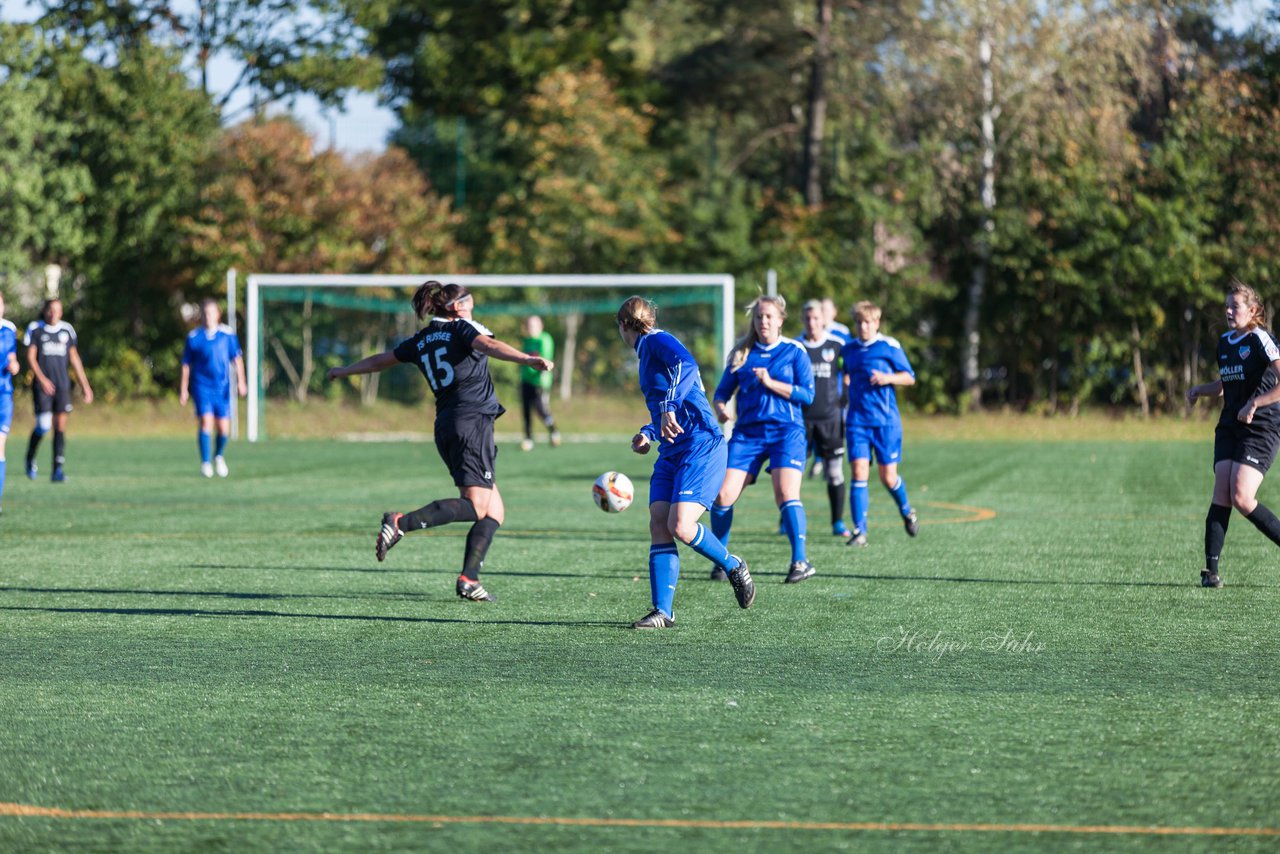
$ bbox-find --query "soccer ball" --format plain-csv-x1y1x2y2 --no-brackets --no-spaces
592,471,634,513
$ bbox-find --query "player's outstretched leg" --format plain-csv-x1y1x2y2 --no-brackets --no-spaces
376,498,482,562
884,474,917,536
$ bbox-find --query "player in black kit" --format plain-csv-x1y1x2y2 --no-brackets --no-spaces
800,300,851,541
1186,282,1280,588
24,298,93,482
327,281,553,602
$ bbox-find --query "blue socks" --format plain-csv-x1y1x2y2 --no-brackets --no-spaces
649,544,680,618
888,477,912,517
198,431,212,464
851,479,869,534
0,458,6,504
710,503,733,545
780,499,807,562
215,432,228,458
686,522,738,572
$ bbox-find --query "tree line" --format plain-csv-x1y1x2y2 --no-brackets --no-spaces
2,0,1279,412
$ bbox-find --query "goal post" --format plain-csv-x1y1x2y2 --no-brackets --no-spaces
232,272,737,442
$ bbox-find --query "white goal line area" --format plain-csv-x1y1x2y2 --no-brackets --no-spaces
230,272,736,442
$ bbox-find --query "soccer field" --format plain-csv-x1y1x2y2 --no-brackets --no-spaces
1,436,1278,852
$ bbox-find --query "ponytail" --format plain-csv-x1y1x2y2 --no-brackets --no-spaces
412,280,471,320
616,296,657,334
1228,279,1268,331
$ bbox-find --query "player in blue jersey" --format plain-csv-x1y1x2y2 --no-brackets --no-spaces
24,298,93,482
327,281,552,603
0,293,21,515
180,299,247,478
617,297,755,628
842,300,918,546
710,295,818,584
1186,282,1280,588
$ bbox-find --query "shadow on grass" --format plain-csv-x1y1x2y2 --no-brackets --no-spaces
185,563,627,579
0,604,618,627
815,572,1266,588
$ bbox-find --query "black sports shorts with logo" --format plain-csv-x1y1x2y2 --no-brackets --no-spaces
34,382,73,415
805,415,845,460
435,414,498,488
1214,422,1280,475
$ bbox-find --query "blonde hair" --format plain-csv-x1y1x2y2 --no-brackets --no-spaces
852,300,882,323
1227,280,1267,330
616,296,657,334
730,295,787,370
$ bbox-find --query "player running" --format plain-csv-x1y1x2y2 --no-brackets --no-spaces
617,296,755,629
24,298,92,482
0,293,20,515
800,300,852,540
842,300,917,546
326,281,552,603
710,295,818,584
1186,282,1280,588
179,299,247,478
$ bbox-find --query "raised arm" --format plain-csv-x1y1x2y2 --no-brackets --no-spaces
327,350,400,380
473,335,553,372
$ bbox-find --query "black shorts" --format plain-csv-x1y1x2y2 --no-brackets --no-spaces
1214,422,1280,474
805,416,845,461
435,415,498,488
34,383,73,415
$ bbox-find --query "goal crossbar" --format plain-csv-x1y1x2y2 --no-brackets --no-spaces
233,272,736,441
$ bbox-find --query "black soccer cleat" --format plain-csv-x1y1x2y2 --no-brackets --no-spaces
25,461,37,480
375,512,404,562
785,560,816,584
846,530,868,547
631,608,675,629
727,558,755,609
710,566,729,581
904,511,919,537
1201,570,1223,589
456,578,497,602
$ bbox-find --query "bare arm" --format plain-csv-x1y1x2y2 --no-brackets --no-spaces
28,344,53,395
327,350,400,380
234,356,247,396
869,370,915,388
6,352,17,376
179,363,191,405
473,335,553,371
1187,379,1224,404
67,345,93,403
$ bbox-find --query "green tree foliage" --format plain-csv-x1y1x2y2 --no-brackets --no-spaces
0,25,91,284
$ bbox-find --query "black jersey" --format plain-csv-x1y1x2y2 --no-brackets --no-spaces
394,317,503,421
802,332,844,422
1217,327,1280,427
24,320,77,389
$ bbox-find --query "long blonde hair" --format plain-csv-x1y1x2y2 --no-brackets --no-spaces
1228,280,1267,330
730,295,787,370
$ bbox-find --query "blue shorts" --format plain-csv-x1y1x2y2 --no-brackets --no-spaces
192,385,231,419
0,393,11,435
726,423,807,474
848,422,903,465
650,429,727,509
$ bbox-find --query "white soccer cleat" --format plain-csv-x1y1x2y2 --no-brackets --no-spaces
214,456,229,478
201,462,214,478
520,438,534,452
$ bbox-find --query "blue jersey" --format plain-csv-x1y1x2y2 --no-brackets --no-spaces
0,319,16,397
827,322,853,345
842,334,914,427
633,329,721,452
183,325,242,390
713,338,814,430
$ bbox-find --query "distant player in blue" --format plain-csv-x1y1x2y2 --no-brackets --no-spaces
0,293,20,515
617,297,755,628
842,300,918,545
180,299,247,478
710,295,818,584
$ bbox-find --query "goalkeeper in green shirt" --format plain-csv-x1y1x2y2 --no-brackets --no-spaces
520,315,561,450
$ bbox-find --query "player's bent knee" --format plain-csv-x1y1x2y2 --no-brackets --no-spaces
35,412,52,434
825,458,844,487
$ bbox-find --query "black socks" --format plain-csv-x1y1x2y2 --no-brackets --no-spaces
399,498,478,532
461,518,501,581
1205,503,1231,575
1245,502,1280,548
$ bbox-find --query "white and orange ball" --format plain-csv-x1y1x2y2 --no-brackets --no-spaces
592,471,634,513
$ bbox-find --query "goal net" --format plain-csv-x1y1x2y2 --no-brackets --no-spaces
232,273,737,441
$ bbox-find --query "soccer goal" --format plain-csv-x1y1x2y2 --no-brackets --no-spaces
231,273,737,442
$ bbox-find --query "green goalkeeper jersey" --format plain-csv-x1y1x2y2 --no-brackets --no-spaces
521,332,554,389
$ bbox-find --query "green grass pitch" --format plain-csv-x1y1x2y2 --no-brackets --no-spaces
1,435,1278,852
